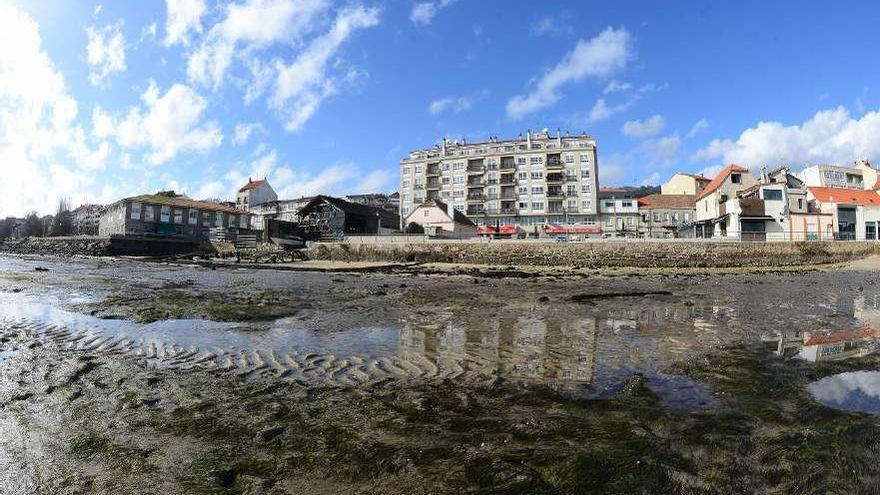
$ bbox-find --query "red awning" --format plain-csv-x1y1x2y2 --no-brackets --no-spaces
478,224,519,235
543,224,602,235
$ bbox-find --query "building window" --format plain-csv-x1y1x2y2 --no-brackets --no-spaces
402,167,411,175
215,212,224,227
415,166,423,174
564,154,574,163
518,172,528,180
130,202,142,220
567,199,577,209
173,209,183,224
684,213,690,222
579,153,590,162
516,157,526,166
531,202,543,210
567,185,577,194
519,202,528,209
653,212,661,222
763,189,783,201
530,156,543,165
532,186,544,194
731,173,742,184
240,216,248,228
518,186,528,194
582,200,591,210
188,210,198,225
604,201,614,208
581,184,591,193
229,215,237,227
581,170,591,178
622,201,632,208
585,216,595,225
530,171,543,179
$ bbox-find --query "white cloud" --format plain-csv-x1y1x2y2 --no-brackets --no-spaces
233,122,266,145
586,98,634,123
641,172,661,186
578,83,660,125
271,6,380,132
693,106,880,169
354,169,392,193
428,90,486,115
107,79,223,164
164,0,206,46
187,0,329,90
637,134,681,166
0,3,113,216
86,21,126,86
529,15,573,37
622,114,665,138
688,118,709,138
603,80,631,94
410,0,455,25
596,133,681,186
506,27,632,119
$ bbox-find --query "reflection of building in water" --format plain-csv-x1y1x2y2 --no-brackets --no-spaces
776,326,880,362
397,312,596,385
855,295,880,329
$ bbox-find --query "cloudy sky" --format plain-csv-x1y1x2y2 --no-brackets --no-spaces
3,0,880,216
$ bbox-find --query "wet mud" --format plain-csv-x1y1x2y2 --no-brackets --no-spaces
2,254,880,493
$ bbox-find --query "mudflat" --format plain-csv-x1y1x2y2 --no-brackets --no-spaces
2,254,880,494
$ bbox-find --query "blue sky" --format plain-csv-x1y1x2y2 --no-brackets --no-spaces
3,0,880,216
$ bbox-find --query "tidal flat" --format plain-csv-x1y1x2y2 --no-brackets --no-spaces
1,254,880,494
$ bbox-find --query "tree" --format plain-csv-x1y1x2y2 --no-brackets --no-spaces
405,222,425,234
23,211,43,237
0,218,14,240
50,197,72,236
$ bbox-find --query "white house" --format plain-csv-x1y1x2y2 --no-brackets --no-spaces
404,199,477,237
236,178,278,211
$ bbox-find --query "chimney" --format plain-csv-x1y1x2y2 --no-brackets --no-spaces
527,129,532,149
556,127,562,146
442,137,447,157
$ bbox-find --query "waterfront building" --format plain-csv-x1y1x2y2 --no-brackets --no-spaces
297,195,400,241
398,129,599,231
637,194,696,238
806,187,880,240
693,164,758,237
799,162,870,190
660,172,710,196
598,188,640,237
344,193,398,213
99,191,252,241
247,196,315,231
236,178,277,211
404,199,477,237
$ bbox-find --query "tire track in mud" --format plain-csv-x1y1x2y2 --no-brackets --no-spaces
0,317,496,387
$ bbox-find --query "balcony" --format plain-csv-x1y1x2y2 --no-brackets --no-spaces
500,208,517,215
547,189,564,198
499,158,516,171
546,154,563,170
467,194,485,202
500,177,516,185
467,180,485,188
426,180,440,190
546,173,564,184
467,207,485,216
426,164,440,176
467,165,485,174
501,193,517,200
486,193,499,200
485,208,500,215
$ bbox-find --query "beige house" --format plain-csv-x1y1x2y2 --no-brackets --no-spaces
694,164,758,237
661,172,711,196
638,194,696,238
404,199,477,237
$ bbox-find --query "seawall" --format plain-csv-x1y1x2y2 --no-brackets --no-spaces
303,240,880,268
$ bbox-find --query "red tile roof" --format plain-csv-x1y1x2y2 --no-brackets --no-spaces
696,164,750,201
680,172,711,182
804,327,878,346
807,187,880,206
638,194,697,209
238,179,267,192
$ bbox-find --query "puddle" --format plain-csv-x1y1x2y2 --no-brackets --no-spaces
808,371,880,414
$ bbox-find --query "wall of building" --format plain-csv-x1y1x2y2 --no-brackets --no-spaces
100,200,250,240
661,174,701,195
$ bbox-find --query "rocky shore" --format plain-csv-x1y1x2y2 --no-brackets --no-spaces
0,237,111,257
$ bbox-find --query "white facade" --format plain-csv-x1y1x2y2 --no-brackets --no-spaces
399,130,600,228
799,165,865,189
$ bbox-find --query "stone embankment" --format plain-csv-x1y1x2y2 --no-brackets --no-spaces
304,240,880,268
0,237,111,257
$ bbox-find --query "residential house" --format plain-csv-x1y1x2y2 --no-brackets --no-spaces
99,191,252,241
236,178,277,211
298,195,401,241
638,194,696,238
660,172,711,196
694,164,758,238
71,204,105,235
247,196,315,231
598,188,640,237
806,187,880,240
799,163,867,190
404,199,478,237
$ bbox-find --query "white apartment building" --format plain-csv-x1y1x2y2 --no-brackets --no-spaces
399,130,600,228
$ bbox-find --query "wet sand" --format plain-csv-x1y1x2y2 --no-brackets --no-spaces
2,254,880,493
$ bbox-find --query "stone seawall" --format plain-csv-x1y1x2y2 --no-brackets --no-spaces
304,241,880,268
0,237,112,257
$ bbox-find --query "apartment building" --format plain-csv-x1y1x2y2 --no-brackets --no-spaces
399,130,599,230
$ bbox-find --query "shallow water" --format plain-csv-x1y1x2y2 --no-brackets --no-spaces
809,370,880,414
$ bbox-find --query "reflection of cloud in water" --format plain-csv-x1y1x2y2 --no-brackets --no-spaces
809,371,880,411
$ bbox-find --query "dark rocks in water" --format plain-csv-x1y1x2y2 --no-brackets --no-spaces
569,290,672,303
537,296,550,303
34,267,49,272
